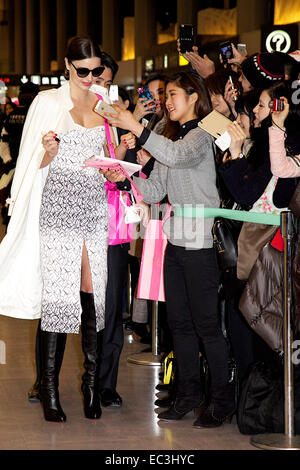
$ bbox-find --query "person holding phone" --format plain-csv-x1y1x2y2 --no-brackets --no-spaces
269,94,300,177
133,74,167,126
205,69,241,119
102,72,235,429
129,74,168,172
94,53,137,410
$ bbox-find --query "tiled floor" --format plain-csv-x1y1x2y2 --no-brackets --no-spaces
0,315,255,451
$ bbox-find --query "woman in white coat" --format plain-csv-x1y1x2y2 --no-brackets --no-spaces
0,37,132,423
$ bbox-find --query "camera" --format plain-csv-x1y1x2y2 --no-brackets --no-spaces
179,24,194,53
219,41,234,64
269,99,285,112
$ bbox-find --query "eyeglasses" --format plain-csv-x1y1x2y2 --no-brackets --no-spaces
69,61,105,78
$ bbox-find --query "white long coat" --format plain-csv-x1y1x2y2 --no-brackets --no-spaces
0,82,79,320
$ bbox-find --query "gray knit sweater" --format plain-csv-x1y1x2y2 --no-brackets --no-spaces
133,125,219,249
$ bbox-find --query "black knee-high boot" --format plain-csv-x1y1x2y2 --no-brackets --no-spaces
80,291,102,419
28,321,67,403
40,331,67,422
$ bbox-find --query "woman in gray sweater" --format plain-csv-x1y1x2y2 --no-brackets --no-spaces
104,72,235,428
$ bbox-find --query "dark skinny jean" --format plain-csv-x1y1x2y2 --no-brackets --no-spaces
164,242,231,407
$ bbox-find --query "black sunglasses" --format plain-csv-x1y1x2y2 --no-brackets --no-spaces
70,61,105,78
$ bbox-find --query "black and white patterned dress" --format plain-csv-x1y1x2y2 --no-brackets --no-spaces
40,124,108,334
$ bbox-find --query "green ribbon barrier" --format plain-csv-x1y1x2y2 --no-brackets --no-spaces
174,206,281,226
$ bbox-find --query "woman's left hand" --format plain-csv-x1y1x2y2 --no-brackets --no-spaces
100,169,126,183
120,132,136,150
227,121,246,159
105,105,144,137
271,96,289,129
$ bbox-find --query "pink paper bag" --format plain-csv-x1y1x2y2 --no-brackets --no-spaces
137,205,171,302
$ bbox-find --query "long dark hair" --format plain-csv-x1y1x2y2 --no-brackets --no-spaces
205,69,241,97
234,90,261,130
64,36,102,79
241,90,271,171
100,51,119,81
162,72,212,141
118,87,135,112
144,73,168,87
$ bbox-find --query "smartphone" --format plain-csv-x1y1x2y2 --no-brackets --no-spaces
137,86,156,112
219,41,234,64
228,75,238,101
94,100,118,120
269,98,285,112
237,43,247,56
109,84,119,102
137,86,153,101
179,24,194,53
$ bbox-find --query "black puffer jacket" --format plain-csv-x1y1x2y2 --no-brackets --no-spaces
239,231,300,352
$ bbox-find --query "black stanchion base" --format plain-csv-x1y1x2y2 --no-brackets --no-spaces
251,434,300,450
127,352,162,366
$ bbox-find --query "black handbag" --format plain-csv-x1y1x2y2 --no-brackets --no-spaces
237,361,300,435
212,216,242,271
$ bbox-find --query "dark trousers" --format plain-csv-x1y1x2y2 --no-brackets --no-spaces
226,298,255,382
223,269,278,382
128,254,140,316
98,244,129,390
221,271,255,382
164,243,230,405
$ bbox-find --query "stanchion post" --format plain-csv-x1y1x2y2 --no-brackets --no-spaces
282,211,295,438
251,211,300,450
127,204,162,366
152,300,159,356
